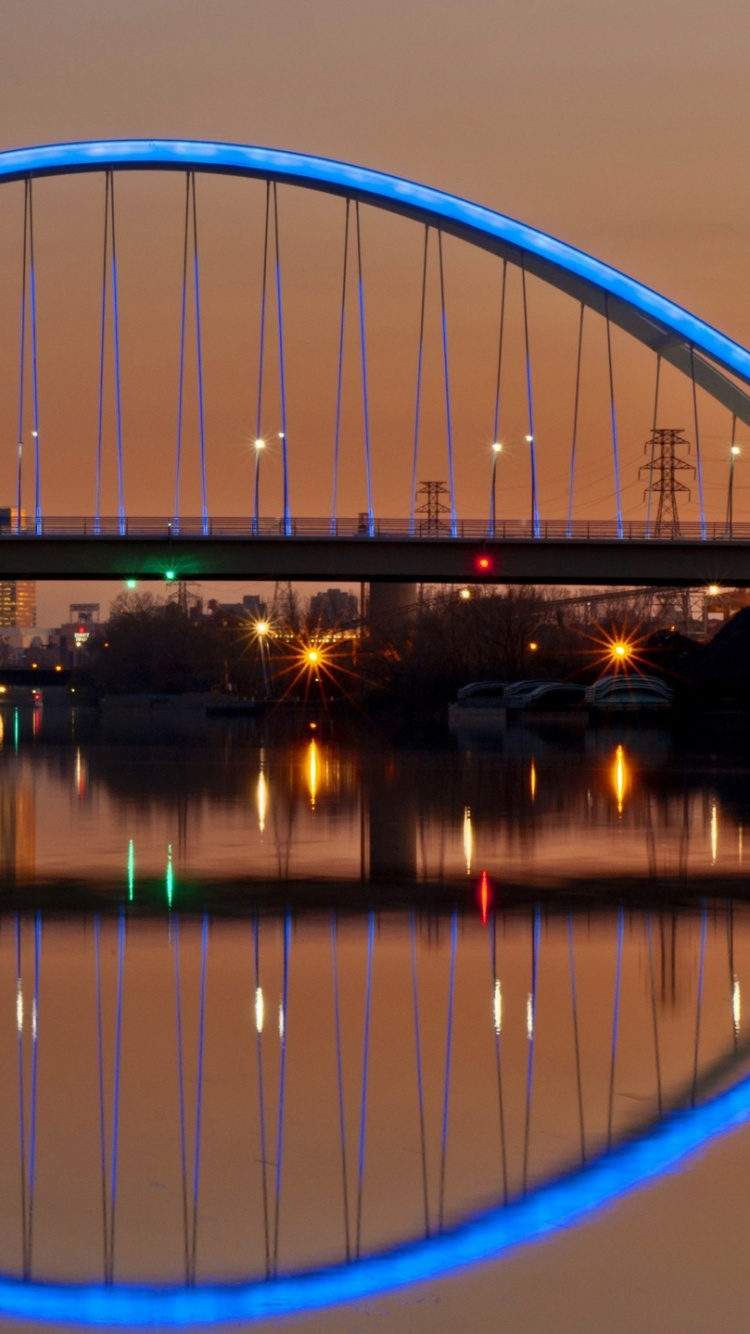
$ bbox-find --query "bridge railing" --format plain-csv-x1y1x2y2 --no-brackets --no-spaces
4,516,750,541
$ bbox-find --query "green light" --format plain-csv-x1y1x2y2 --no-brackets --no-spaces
126,579,137,590
127,838,135,901
166,843,174,908
165,570,176,582
13,709,18,754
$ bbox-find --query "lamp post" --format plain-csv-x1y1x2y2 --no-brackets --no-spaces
253,438,265,534
490,442,502,537
727,442,740,537
525,434,537,534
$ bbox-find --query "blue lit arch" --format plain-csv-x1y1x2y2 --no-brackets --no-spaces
0,138,749,424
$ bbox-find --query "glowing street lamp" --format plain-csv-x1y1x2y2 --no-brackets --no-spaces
490,442,502,537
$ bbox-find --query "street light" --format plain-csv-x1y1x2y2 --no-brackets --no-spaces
490,442,502,537
727,440,741,537
253,438,265,534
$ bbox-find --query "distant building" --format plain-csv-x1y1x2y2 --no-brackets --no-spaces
309,588,359,630
0,581,36,627
207,594,268,620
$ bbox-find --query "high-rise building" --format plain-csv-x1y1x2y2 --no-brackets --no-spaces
0,581,36,627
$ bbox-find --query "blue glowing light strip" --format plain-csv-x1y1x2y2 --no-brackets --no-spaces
5,1068,750,1324
1,140,747,389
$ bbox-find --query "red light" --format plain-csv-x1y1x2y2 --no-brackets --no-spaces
475,554,492,573
479,870,491,925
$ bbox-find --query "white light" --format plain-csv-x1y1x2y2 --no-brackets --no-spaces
526,992,534,1040
31,998,37,1041
16,982,23,1034
254,438,265,450
525,434,533,443
255,985,264,1033
459,588,471,600
463,806,472,875
257,771,267,833
492,442,502,453
733,976,741,1036
278,1003,285,1041
711,802,718,864
732,445,741,456
31,430,38,438
277,432,285,439
493,978,502,1035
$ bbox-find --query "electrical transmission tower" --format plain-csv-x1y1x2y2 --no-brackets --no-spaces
640,429,695,535
415,481,451,534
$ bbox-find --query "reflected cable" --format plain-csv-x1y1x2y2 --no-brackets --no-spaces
490,260,508,535
25,915,41,1278
691,905,708,1107
272,184,291,535
410,914,431,1236
28,180,41,533
109,173,125,534
437,232,457,537
272,913,291,1273
191,175,209,534
566,303,585,537
410,226,429,535
355,203,374,536
253,918,271,1276
489,914,508,1204
690,344,707,539
331,201,350,534
647,915,663,1117
174,174,190,531
354,912,375,1257
107,911,125,1283
330,915,352,1259
190,913,209,1283
645,355,661,537
521,261,539,536
437,914,458,1231
94,175,110,533
15,916,27,1276
522,907,541,1193
568,915,586,1164
253,183,270,532
16,179,29,533
604,297,623,538
607,909,624,1148
173,919,191,1282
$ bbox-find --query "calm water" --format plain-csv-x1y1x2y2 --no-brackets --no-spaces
3,706,750,1331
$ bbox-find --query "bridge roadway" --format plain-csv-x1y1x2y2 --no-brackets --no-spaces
2,518,750,585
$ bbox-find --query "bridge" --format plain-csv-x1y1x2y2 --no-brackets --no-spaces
0,139,749,586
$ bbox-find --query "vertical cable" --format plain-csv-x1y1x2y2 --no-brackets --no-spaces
253,184,270,532
354,912,374,1257
252,918,271,1276
691,905,708,1107
16,180,29,533
604,297,623,538
690,345,707,539
272,185,290,535
28,181,41,534
173,919,190,1282
331,202,350,534
108,173,125,533
410,228,429,535
606,909,624,1148
15,916,27,1275
331,915,351,1259
566,303,584,537
107,910,125,1282
26,914,41,1276
94,917,109,1279
645,355,661,537
489,261,508,535
522,907,540,1193
355,203,374,536
489,914,508,1203
437,913,458,1231
521,262,539,537
410,914,430,1236
272,912,291,1272
191,175,209,535
174,174,190,532
437,232,457,537
95,175,111,534
568,915,586,1164
646,914,663,1117
190,912,209,1283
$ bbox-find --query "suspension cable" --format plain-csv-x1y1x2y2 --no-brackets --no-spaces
566,303,584,537
645,355,661,537
252,917,271,1276
331,201,350,534
354,912,374,1257
191,175,209,534
28,180,41,533
437,232,457,538
521,261,539,537
521,906,540,1193
355,203,373,536
16,181,29,533
489,260,508,535
604,296,623,538
606,908,624,1149
410,227,429,535
253,183,271,532
174,174,190,531
489,913,508,1204
272,912,291,1272
272,184,290,535
690,344,707,538
15,916,27,1275
331,915,351,1258
95,175,110,533
568,915,586,1164
437,913,458,1231
109,173,125,533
